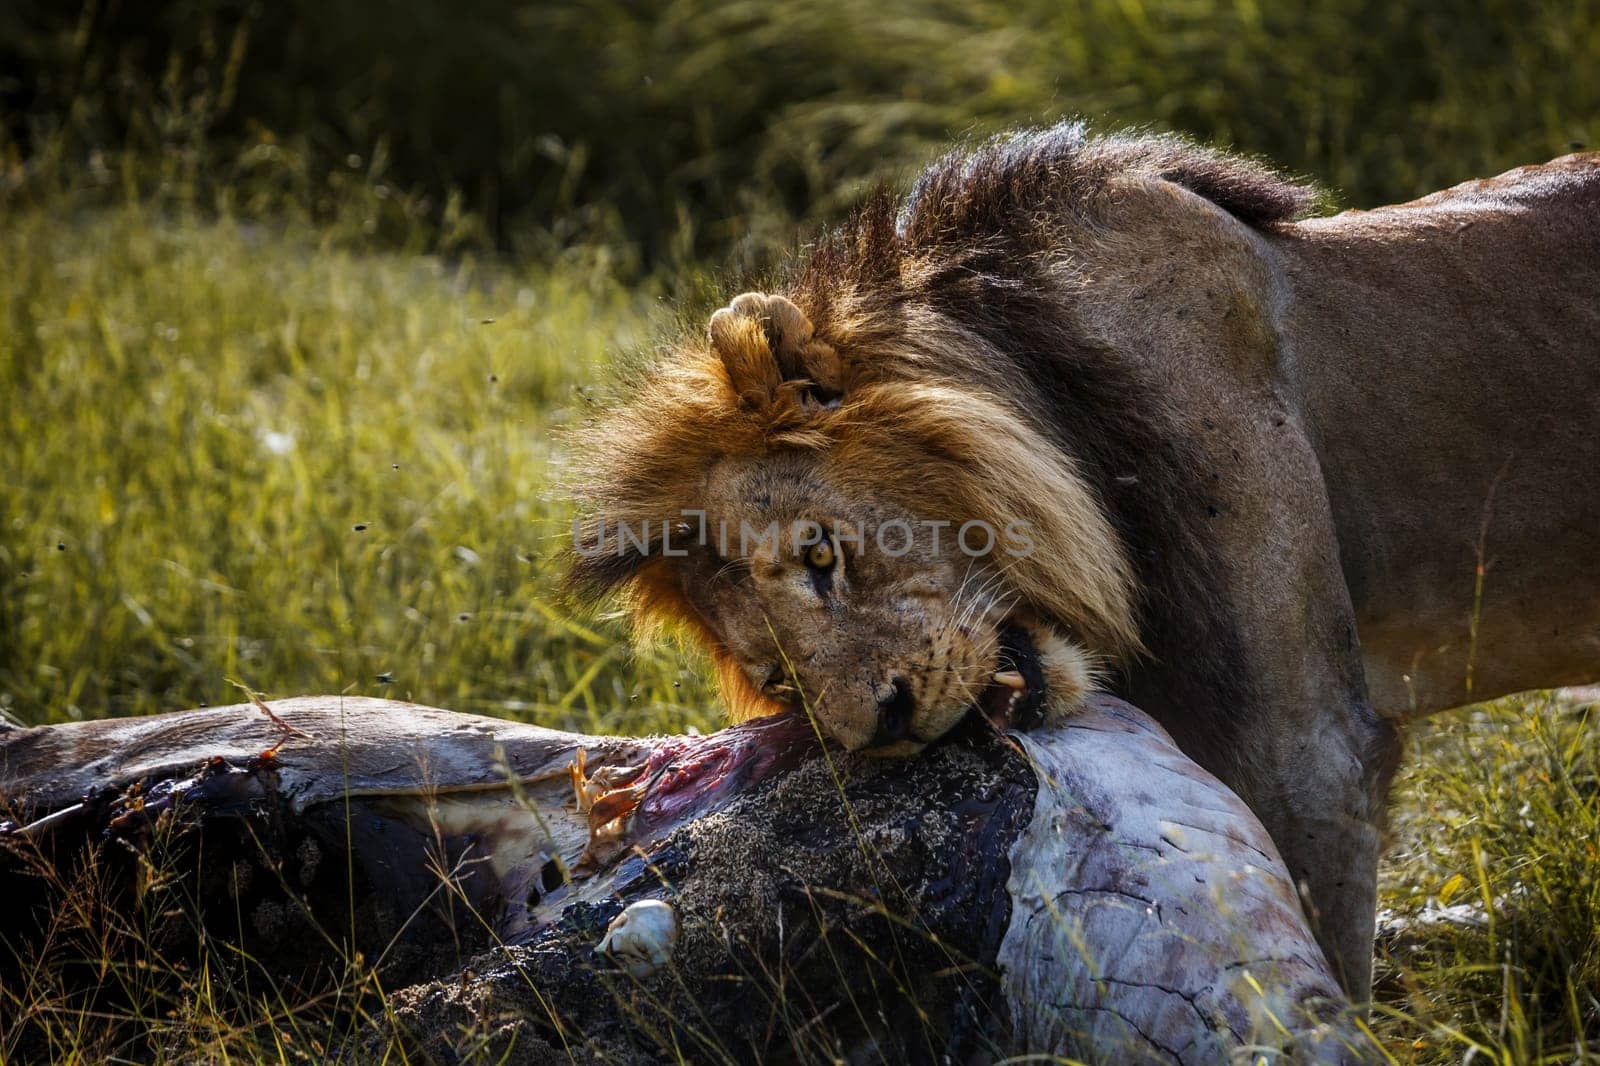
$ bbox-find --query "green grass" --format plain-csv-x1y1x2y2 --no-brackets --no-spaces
1,203,1596,1062
0,203,719,736
1374,693,1600,1063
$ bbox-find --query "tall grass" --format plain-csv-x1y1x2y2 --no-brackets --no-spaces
0,204,717,734
1375,694,1600,1063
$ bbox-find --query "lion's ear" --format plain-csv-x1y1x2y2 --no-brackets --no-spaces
707,292,844,412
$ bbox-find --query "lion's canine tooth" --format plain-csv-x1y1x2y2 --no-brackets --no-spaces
993,670,1026,690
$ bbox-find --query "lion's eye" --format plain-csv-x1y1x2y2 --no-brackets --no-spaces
802,537,837,599
805,539,836,571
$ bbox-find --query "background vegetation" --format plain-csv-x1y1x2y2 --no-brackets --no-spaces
1,0,1597,1062
4,0,1596,265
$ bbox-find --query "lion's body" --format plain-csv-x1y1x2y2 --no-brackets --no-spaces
573,127,1600,1001
1283,165,1600,716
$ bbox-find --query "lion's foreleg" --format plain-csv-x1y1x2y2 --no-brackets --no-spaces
1241,705,1400,1004
1159,391,1402,1005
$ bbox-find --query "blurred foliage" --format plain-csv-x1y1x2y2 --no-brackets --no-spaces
2,0,1596,267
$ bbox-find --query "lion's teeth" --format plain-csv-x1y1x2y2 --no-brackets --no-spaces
993,670,1026,690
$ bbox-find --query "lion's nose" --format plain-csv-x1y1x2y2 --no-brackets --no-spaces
871,677,916,746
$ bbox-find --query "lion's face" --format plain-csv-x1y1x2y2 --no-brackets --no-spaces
572,291,1133,754
671,452,1086,752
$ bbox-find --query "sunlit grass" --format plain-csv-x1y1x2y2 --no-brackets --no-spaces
1373,692,1600,1063
0,204,719,735
1,203,1595,1062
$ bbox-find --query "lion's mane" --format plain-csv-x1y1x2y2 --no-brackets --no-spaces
570,123,1317,722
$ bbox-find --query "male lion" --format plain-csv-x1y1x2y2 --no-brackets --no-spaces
569,123,1600,1000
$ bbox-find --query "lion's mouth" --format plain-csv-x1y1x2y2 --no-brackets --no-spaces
977,623,1047,731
